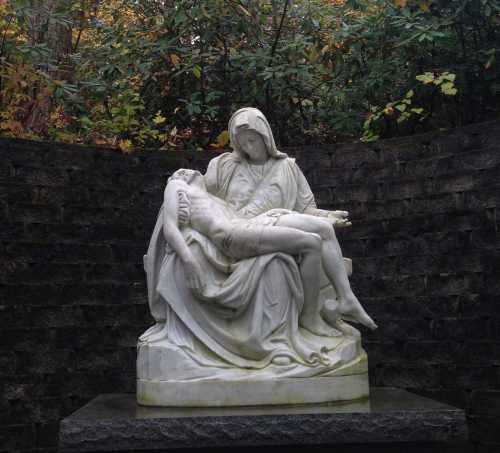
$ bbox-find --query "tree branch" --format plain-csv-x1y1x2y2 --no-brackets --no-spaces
266,0,291,121
270,0,290,60
0,15,13,60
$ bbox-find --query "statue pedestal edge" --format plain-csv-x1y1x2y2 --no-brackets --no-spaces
137,372,369,407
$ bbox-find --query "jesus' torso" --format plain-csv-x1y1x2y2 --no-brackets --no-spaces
175,181,237,240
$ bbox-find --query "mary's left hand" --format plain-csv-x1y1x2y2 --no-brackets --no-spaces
326,210,352,228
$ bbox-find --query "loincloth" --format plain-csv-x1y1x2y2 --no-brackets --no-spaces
216,209,293,259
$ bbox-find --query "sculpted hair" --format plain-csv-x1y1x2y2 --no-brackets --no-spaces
169,169,200,184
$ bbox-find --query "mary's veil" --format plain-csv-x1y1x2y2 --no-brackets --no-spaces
228,107,288,160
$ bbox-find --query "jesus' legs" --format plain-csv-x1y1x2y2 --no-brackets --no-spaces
243,226,340,336
276,213,377,330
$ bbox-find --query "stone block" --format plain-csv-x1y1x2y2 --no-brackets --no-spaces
470,390,500,415
468,414,500,444
1,122,499,453
58,388,467,452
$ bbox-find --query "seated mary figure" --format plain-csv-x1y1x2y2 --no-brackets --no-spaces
137,108,374,406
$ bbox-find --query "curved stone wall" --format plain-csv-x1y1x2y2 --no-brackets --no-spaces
1,120,499,451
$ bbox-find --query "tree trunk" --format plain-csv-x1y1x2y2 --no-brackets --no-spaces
25,0,73,135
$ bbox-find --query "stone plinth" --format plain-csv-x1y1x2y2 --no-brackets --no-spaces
137,348,369,407
59,388,467,452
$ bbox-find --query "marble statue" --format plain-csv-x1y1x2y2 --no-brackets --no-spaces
137,107,376,407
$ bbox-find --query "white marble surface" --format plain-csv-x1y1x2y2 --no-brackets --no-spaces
137,352,369,407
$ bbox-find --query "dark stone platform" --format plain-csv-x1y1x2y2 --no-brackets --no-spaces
59,387,467,452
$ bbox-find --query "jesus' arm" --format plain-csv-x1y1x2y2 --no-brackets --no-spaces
162,181,205,295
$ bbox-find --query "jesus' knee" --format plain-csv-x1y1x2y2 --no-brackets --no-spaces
312,218,335,241
298,232,322,252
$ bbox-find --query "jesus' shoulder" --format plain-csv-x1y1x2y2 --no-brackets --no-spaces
163,179,231,233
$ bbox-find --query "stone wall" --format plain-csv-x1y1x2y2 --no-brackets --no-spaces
1,121,499,452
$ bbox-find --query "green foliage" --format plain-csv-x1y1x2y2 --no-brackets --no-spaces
0,0,499,150
362,70,458,141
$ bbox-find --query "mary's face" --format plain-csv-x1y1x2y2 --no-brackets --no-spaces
237,129,268,164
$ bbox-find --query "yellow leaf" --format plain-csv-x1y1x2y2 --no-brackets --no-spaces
153,111,166,125
0,120,23,135
416,72,435,84
433,76,444,85
397,111,411,123
192,66,201,79
170,53,180,66
441,82,457,96
216,130,230,148
118,139,133,154
394,0,407,8
419,1,431,12
405,89,415,98
442,72,456,82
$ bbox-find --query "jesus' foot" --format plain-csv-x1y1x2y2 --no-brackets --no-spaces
300,312,340,337
339,295,377,330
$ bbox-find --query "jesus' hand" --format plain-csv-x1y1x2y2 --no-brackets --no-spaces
183,256,206,297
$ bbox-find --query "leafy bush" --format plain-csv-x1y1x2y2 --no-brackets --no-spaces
0,0,499,150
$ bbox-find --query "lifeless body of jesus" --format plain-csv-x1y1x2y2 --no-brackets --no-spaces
163,169,377,335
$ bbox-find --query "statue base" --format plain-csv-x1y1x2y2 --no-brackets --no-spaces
138,373,368,407
59,388,468,452
137,350,369,407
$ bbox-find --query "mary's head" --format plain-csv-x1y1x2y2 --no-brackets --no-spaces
228,107,287,163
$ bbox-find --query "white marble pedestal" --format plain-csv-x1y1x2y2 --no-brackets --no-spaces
137,353,369,407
